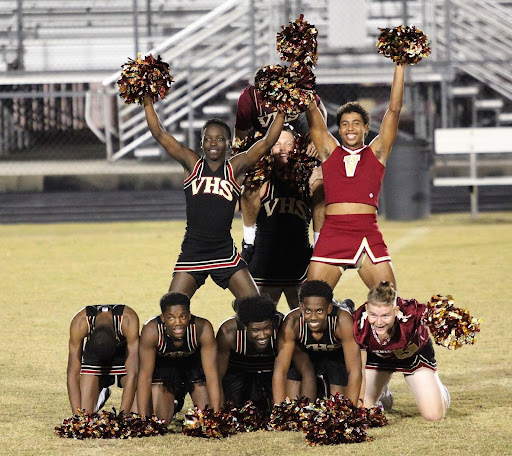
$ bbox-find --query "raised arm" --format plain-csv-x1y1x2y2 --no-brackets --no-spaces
369,63,405,164
143,97,199,175
137,322,157,417
272,314,298,404
336,311,362,405
306,102,338,162
119,307,139,413
230,111,285,178
199,320,222,411
66,310,87,413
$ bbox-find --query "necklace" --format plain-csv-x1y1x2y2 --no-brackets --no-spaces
371,324,395,346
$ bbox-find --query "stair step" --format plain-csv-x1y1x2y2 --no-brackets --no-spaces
474,99,504,110
179,120,207,129
498,112,512,124
202,105,232,115
449,86,480,97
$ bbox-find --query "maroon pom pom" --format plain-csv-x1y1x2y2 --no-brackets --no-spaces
277,14,318,67
255,64,315,115
377,25,431,65
117,53,174,105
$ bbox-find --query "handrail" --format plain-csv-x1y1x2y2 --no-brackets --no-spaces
102,0,242,86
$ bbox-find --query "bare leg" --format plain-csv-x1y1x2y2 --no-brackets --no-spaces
227,268,259,298
189,382,210,410
404,368,449,421
258,285,283,306
358,258,397,290
286,380,301,400
363,369,393,407
241,186,261,227
307,261,343,289
329,384,347,399
79,374,101,413
151,384,175,423
169,272,199,298
283,286,300,310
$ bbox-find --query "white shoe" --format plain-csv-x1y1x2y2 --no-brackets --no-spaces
378,385,394,411
94,386,111,413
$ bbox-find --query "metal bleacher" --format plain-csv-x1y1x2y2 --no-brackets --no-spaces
1,0,512,223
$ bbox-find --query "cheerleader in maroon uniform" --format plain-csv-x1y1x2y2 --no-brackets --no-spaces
305,63,405,291
353,281,450,421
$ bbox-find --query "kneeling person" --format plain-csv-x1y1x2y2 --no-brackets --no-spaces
273,280,362,405
217,295,282,411
67,304,140,414
137,292,221,422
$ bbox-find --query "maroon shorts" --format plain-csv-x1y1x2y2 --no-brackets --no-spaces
311,214,390,266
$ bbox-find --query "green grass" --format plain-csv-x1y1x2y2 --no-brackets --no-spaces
1,212,511,455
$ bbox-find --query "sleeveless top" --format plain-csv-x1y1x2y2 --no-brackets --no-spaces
227,312,283,373
151,314,199,358
322,145,385,208
183,157,241,239
298,306,346,352
85,304,125,344
256,176,311,251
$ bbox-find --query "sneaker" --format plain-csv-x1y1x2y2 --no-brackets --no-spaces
333,298,355,314
241,240,255,263
378,385,394,411
94,386,111,413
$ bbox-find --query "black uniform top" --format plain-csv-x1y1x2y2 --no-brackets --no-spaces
256,176,311,252
298,306,345,352
183,157,241,240
85,304,126,347
152,314,199,358
227,312,283,373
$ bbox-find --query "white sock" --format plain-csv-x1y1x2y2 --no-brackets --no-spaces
243,224,256,245
313,232,320,247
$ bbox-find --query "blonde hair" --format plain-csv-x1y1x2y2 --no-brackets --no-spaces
367,281,397,307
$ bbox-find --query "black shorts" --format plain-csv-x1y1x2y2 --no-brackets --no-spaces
80,343,127,379
365,338,438,375
222,368,273,412
152,352,206,398
174,235,247,289
287,348,348,387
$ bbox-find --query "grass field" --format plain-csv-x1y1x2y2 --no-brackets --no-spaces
1,212,511,455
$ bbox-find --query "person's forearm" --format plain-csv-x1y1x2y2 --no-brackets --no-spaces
136,376,153,416
67,374,81,413
119,374,137,413
346,371,363,406
272,371,288,404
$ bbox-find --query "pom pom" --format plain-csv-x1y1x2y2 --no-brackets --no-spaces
424,295,482,350
269,395,385,446
255,65,315,116
282,133,321,199
276,14,318,68
377,25,431,65
117,53,174,105
182,406,235,439
232,132,272,189
54,408,168,439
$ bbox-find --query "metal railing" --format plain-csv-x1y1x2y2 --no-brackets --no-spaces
96,0,276,161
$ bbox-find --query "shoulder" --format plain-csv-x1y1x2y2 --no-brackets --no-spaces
122,305,139,321
238,85,255,102
217,317,237,345
195,315,215,335
282,309,300,332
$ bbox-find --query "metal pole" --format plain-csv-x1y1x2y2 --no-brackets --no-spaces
249,0,256,74
146,0,153,50
187,66,195,151
443,0,453,128
16,0,24,70
133,0,139,56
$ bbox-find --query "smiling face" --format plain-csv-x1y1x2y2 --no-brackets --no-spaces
271,130,295,167
338,111,369,149
300,296,333,333
246,319,273,351
201,123,230,162
365,301,398,339
161,304,191,340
